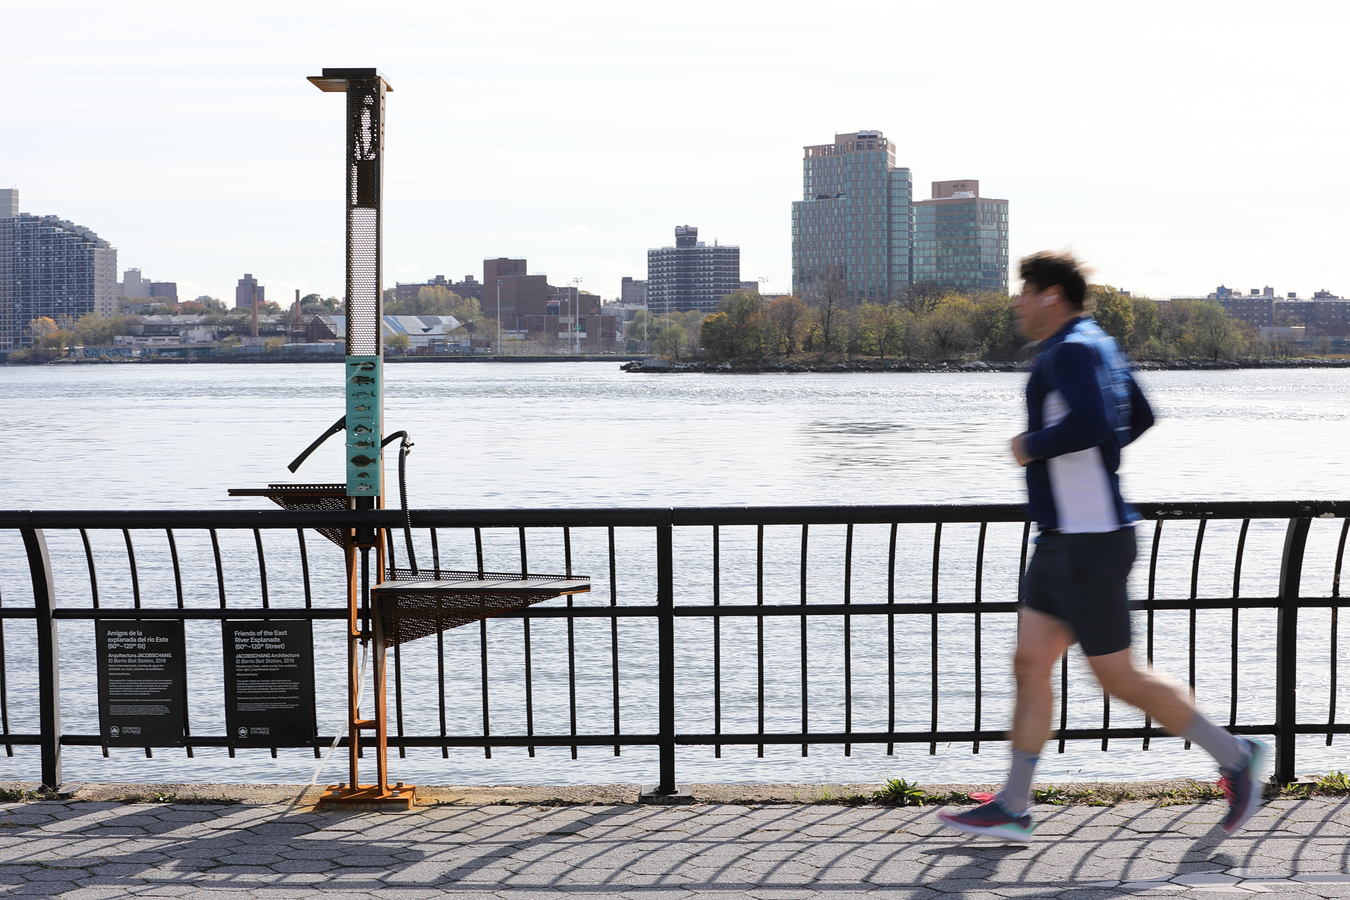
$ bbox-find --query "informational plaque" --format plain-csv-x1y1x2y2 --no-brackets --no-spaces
95,621,189,747
222,621,317,746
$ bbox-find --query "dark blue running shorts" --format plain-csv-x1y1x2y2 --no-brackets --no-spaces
1021,528,1137,657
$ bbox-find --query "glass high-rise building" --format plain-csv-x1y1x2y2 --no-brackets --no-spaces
0,190,118,351
791,131,913,303
912,180,1009,293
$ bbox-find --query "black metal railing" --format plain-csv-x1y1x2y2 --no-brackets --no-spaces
0,501,1346,790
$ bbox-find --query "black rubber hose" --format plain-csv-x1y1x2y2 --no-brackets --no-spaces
383,431,416,574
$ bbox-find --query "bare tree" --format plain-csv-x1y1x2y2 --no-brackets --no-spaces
808,278,847,354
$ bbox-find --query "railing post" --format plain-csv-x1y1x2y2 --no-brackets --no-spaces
656,522,675,793
1275,517,1311,785
22,527,62,790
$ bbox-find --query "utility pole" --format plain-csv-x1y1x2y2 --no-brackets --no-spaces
570,277,582,356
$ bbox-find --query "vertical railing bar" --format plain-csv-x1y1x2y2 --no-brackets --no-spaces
887,522,897,756
430,527,441,575
123,529,141,609
1327,519,1348,746
843,523,853,757
254,529,270,609
1275,517,1312,784
1185,520,1206,751
712,525,722,759
565,527,578,760
166,529,184,609
25,528,61,788
210,529,227,609
479,616,492,760
756,524,765,759
297,529,313,609
518,527,529,578
929,522,941,755
436,628,448,759
656,522,676,793
800,523,809,758
523,603,535,758
80,529,99,608
1017,522,1031,600
1143,519,1162,750
609,526,620,756
0,581,9,756
973,522,985,754
384,526,397,573
1058,651,1068,754
1230,519,1250,729
166,529,191,759
564,526,573,579
394,641,405,758
474,527,485,578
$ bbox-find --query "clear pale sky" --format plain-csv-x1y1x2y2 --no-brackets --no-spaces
6,1,1348,304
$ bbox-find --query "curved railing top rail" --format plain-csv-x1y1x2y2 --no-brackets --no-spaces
0,500,1347,530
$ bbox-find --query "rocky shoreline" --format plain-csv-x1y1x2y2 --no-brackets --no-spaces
622,357,1350,374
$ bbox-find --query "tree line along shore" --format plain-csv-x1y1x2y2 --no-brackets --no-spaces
5,283,1346,367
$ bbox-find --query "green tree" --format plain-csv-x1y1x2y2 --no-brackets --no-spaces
1185,301,1247,361
1128,297,1160,354
301,293,343,314
1090,285,1135,348
763,295,809,357
967,292,1020,360
384,331,411,355
654,322,687,360
922,296,977,358
75,311,129,346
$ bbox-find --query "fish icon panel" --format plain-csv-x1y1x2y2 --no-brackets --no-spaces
348,360,377,371
350,375,376,385
350,454,379,467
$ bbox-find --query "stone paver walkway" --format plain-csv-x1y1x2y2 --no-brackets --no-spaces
2,794,1350,898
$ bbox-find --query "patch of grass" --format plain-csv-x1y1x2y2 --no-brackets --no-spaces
809,783,867,805
872,778,930,807
0,787,62,803
1316,771,1350,794
1033,787,1067,806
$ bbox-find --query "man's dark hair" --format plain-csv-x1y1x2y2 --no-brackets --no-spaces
1019,252,1088,309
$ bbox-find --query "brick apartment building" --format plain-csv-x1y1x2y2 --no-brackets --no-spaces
394,274,484,304
481,258,617,351
1206,285,1350,337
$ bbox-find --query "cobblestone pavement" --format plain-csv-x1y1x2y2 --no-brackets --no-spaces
2,795,1349,898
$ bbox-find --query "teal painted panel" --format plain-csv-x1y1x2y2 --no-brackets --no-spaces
345,354,381,498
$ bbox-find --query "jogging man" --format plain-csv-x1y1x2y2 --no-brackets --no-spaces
936,252,1267,842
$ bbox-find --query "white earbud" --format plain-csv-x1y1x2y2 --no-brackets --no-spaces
1040,293,1057,307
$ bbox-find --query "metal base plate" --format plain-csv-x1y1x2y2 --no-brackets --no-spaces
638,784,695,805
317,784,417,810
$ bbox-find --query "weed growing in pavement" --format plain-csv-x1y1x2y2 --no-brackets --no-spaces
1033,787,1067,805
873,778,931,807
1316,771,1350,794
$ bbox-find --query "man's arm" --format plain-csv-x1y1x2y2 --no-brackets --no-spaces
1128,376,1155,442
1021,342,1112,462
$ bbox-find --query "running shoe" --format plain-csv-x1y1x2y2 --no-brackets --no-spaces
936,797,1034,843
1218,737,1269,835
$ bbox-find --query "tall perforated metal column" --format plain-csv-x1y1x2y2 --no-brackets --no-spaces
309,67,392,504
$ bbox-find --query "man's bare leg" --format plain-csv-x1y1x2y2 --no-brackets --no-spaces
999,608,1075,812
1087,648,1243,770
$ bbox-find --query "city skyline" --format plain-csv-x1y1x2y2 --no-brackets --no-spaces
5,3,1348,305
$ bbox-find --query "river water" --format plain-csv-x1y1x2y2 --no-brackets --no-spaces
1,362,1348,787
